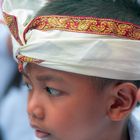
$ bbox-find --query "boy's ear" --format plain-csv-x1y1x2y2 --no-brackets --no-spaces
107,83,138,121
137,89,140,102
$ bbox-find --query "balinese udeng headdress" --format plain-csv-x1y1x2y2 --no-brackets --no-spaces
2,0,140,80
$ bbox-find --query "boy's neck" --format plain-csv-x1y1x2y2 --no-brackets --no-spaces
114,121,130,140
100,120,130,140
122,124,130,140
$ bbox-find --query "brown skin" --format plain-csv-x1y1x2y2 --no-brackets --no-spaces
137,89,140,101
23,63,138,140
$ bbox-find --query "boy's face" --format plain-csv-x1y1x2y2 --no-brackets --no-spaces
23,63,111,140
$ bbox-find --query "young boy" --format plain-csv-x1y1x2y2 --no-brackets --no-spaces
2,0,140,140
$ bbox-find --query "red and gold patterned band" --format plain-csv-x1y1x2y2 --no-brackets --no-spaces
24,15,140,41
3,12,23,45
17,54,44,72
3,12,140,45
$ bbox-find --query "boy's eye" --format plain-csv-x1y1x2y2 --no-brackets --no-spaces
25,83,33,91
45,87,60,96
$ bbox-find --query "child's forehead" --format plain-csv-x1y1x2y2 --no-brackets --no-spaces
23,63,116,89
24,63,95,86
23,63,100,95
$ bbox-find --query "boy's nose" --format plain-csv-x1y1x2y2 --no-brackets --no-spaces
30,107,45,120
28,94,45,121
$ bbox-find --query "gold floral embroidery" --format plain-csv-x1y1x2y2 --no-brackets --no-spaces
3,13,140,71
17,54,43,63
24,15,140,41
3,12,23,45
17,54,43,71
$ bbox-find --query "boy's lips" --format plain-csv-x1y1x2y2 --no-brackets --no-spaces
31,124,51,138
35,129,50,138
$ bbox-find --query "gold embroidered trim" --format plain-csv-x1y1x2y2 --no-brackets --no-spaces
17,54,43,71
24,15,140,41
3,12,140,44
3,12,23,45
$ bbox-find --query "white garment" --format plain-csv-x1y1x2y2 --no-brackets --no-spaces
129,106,140,140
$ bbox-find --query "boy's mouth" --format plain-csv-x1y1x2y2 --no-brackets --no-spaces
31,124,51,138
35,129,51,138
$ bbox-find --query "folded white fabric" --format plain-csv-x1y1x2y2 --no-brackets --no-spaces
18,30,140,80
2,0,140,80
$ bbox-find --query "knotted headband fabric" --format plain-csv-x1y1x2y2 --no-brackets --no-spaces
2,0,140,80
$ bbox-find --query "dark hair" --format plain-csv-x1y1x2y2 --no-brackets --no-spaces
93,77,140,89
37,0,140,25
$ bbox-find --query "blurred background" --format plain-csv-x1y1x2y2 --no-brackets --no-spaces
0,0,35,140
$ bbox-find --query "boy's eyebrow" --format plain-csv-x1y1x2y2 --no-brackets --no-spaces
36,75,64,82
22,71,65,82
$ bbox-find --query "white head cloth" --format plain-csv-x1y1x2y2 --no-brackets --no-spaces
2,0,140,80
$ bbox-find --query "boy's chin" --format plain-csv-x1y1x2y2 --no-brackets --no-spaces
36,138,48,140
